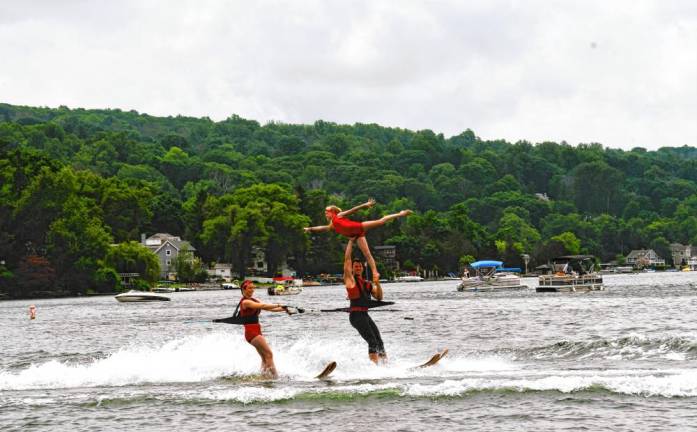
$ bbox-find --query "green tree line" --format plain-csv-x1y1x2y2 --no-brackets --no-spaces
1,102,696,299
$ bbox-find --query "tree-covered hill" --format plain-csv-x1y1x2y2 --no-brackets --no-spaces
1,102,695,299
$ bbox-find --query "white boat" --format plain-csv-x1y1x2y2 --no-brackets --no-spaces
457,261,525,292
115,290,171,302
267,277,303,295
267,284,303,296
536,255,604,292
396,275,424,282
221,282,240,290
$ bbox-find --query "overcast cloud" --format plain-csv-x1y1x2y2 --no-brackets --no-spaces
1,0,695,150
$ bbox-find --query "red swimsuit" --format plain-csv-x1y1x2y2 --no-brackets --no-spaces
240,297,262,342
331,214,365,237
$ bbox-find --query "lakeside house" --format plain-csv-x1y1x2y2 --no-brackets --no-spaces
141,233,196,279
671,243,697,269
208,263,233,281
374,245,398,273
248,246,296,277
625,249,665,269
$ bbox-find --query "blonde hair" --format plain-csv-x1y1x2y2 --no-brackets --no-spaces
325,205,341,213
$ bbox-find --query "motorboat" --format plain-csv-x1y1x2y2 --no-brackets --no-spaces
457,261,525,292
267,277,303,296
267,284,303,296
115,290,171,302
396,275,424,282
221,282,240,290
536,255,604,292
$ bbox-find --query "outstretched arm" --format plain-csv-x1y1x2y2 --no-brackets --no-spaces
304,224,332,233
242,300,292,314
337,198,375,218
343,239,356,290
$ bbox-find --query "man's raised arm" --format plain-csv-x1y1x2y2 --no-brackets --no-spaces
343,238,356,289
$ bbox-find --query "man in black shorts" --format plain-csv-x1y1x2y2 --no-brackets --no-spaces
343,238,386,364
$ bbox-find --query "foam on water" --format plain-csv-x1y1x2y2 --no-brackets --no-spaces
0,331,258,390
402,368,697,398
515,333,697,362
0,330,462,390
3,329,697,401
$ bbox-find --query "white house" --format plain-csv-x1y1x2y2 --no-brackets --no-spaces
208,263,233,281
625,249,665,268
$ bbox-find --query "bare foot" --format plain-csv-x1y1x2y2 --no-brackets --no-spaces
400,210,413,217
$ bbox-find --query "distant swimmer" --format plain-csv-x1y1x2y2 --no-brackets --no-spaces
28,304,36,320
304,198,411,286
343,238,387,365
235,280,292,379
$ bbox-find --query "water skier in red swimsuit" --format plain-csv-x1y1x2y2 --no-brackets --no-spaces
304,198,412,286
236,280,292,379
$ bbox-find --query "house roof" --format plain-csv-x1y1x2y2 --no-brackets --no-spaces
626,249,650,259
144,233,196,253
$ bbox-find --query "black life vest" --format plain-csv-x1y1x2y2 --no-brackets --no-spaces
212,297,260,325
349,276,373,309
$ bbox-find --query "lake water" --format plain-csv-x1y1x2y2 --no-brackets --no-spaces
2,272,697,431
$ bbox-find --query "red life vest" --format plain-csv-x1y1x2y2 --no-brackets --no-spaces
238,296,260,324
349,276,372,312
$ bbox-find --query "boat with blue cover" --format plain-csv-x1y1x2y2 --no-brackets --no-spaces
457,260,525,292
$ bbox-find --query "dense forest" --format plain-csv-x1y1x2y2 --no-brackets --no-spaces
1,102,696,299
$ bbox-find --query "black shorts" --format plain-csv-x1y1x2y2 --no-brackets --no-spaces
349,311,385,355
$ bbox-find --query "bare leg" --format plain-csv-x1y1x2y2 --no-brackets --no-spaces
361,210,412,232
356,236,380,283
249,335,278,379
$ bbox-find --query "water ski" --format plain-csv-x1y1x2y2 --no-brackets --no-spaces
412,349,448,369
316,361,337,379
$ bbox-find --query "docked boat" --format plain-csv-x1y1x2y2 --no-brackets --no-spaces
115,290,171,302
536,255,604,292
221,282,240,290
457,261,525,292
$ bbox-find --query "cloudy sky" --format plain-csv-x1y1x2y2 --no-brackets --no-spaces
1,0,695,150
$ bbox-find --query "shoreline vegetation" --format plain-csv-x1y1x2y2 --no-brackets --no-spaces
1,103,696,300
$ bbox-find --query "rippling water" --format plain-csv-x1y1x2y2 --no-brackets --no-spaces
2,272,697,431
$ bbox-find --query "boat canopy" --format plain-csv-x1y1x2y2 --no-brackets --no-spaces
470,260,503,269
498,267,522,273
273,276,294,282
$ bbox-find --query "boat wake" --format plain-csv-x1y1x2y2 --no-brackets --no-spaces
510,335,697,361
2,332,697,401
